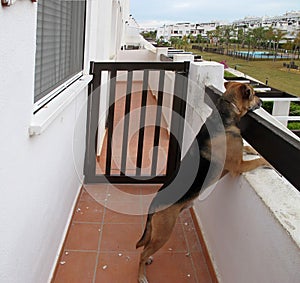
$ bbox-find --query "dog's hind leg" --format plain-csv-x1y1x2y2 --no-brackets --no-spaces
136,214,153,249
137,205,181,283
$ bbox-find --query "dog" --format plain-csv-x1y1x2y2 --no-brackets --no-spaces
136,81,270,283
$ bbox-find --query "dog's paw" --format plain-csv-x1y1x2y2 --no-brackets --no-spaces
243,145,258,155
146,256,153,265
260,158,273,169
138,275,149,283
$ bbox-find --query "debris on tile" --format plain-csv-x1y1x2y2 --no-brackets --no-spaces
86,206,89,210
65,252,69,256
60,261,66,265
76,208,81,213
168,248,173,251
184,222,189,226
125,256,131,261
102,265,108,270
118,253,123,257
185,252,191,257
187,274,191,278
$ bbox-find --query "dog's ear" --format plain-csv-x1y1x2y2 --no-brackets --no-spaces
224,82,231,89
240,84,254,99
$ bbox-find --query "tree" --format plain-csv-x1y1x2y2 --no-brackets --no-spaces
244,29,254,60
236,27,246,49
222,25,234,54
251,27,266,49
196,34,203,45
273,29,287,60
207,26,223,46
170,37,181,49
293,31,300,59
141,30,157,41
265,26,275,50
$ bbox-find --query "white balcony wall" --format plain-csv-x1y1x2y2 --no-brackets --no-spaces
194,170,300,283
0,0,128,282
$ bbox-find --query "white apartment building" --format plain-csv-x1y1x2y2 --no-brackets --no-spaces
233,11,300,40
157,21,223,41
157,11,300,42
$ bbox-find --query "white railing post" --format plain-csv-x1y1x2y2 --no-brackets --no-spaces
272,101,291,126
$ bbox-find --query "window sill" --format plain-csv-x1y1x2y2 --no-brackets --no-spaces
29,75,93,137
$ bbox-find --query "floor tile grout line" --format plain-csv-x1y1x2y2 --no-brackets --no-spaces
73,221,103,225
92,184,109,283
63,249,99,253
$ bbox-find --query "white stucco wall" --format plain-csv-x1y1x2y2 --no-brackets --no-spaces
0,2,87,282
194,170,300,283
0,0,128,282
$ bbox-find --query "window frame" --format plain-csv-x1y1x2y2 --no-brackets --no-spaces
33,0,87,113
33,71,83,113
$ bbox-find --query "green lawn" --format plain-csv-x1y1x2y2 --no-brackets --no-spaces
191,49,300,97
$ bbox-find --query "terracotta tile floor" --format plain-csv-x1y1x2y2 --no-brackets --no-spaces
52,80,214,282
52,184,213,283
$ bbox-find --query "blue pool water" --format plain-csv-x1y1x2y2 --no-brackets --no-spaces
236,51,289,59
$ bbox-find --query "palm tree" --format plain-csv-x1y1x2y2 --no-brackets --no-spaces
293,31,300,59
236,26,247,49
222,25,234,54
170,37,181,49
273,29,287,60
208,26,223,46
196,34,203,45
265,26,275,51
252,27,266,50
244,29,254,60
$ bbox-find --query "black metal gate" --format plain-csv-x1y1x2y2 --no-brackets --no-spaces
84,61,189,184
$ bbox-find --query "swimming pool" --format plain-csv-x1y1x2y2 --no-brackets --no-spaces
233,51,289,59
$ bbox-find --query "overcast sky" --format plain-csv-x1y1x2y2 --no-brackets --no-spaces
130,0,300,28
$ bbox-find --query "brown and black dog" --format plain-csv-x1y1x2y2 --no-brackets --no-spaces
136,82,270,283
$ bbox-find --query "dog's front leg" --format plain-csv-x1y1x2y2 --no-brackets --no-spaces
235,158,271,175
243,145,258,155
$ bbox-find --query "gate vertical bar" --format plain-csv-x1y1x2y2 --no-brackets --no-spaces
136,70,149,176
105,69,117,175
84,62,102,182
120,71,133,176
166,63,189,177
151,70,165,176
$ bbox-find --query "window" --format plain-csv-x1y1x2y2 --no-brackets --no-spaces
34,0,86,109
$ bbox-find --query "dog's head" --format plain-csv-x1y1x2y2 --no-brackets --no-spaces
224,81,262,117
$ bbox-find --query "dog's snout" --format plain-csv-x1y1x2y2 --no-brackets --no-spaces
249,98,262,111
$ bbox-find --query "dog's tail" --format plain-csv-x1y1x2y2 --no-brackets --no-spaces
136,214,153,249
